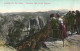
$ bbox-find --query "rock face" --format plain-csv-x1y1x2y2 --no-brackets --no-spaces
0,17,17,51
27,16,45,35
28,16,45,30
0,15,45,45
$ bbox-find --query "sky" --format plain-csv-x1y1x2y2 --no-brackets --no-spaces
0,0,80,13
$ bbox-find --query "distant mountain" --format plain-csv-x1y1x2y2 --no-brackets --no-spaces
1,9,69,16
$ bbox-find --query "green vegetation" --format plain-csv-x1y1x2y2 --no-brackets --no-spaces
8,21,25,46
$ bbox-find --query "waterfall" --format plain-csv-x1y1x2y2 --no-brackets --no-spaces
36,16,41,30
38,16,45,29
28,20,30,30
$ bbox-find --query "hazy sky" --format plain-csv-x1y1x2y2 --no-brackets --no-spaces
0,0,80,13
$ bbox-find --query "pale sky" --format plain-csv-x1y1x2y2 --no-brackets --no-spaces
0,0,80,13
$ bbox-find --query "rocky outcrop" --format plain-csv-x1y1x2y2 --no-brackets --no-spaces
39,35,80,51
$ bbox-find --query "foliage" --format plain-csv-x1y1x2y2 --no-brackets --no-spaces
8,21,25,46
